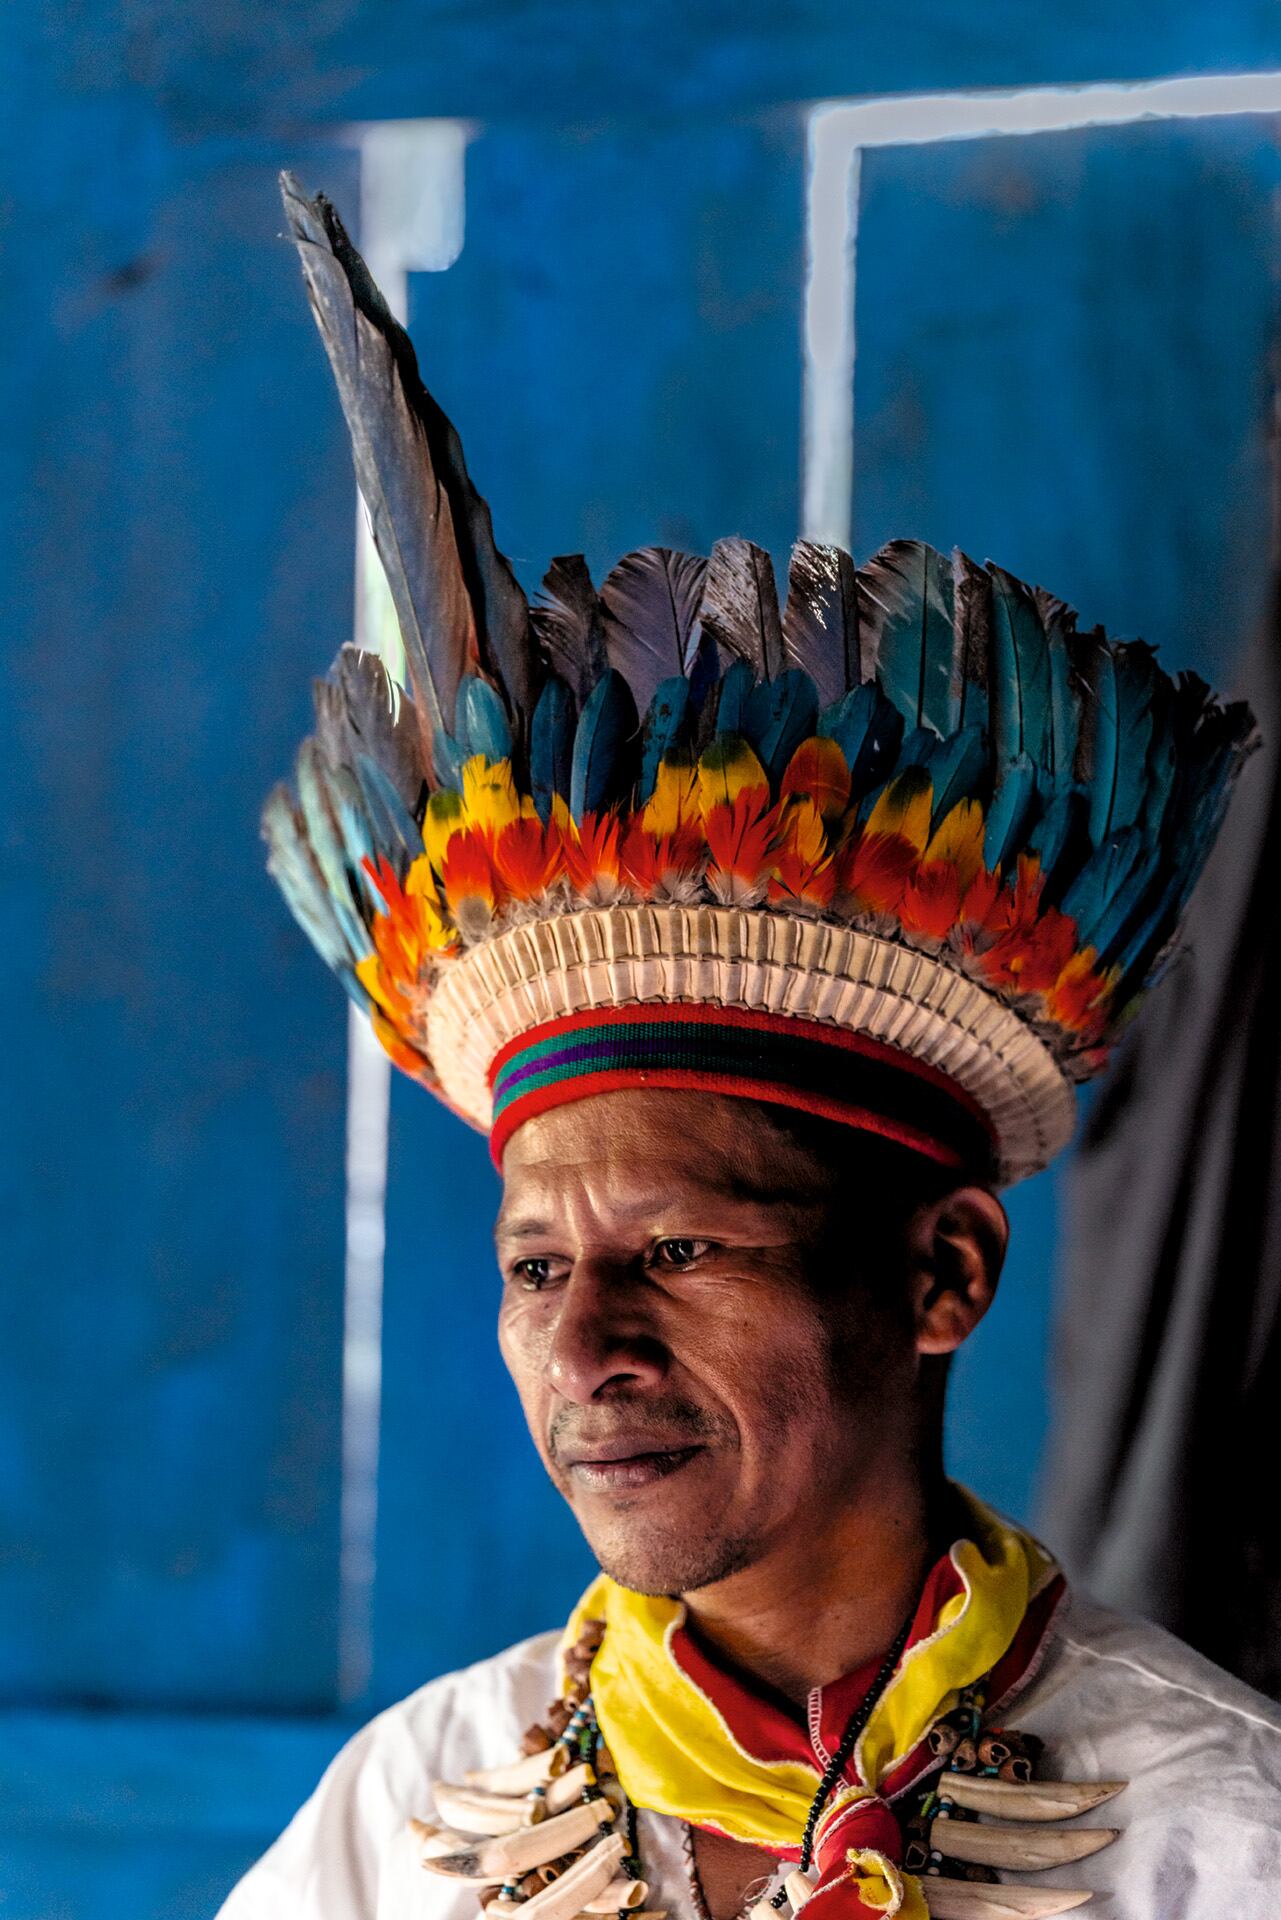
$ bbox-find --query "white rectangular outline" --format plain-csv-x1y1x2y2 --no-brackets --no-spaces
803,70,1281,545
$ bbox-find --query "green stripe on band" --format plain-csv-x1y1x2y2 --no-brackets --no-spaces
487,1004,994,1173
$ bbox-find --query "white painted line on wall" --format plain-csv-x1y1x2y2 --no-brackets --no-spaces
339,118,468,1706
802,69,1281,546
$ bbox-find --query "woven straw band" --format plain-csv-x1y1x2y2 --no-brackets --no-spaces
425,905,1076,1183
487,1003,997,1171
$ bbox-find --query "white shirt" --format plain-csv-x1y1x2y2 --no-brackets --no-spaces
218,1589,1281,1920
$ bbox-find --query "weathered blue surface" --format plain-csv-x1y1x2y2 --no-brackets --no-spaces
0,105,366,1711
4,1,1281,1912
852,119,1280,1513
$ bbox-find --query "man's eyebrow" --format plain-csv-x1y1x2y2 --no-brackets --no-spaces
494,1179,815,1244
494,1216,554,1244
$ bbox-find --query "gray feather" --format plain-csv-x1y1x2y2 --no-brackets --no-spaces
782,541,859,705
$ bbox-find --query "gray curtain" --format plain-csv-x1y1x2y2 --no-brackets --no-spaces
1038,541,1281,1696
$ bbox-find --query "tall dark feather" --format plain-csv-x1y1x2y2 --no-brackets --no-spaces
599,547,708,715
699,538,783,678
531,555,607,702
782,541,859,705
280,176,538,764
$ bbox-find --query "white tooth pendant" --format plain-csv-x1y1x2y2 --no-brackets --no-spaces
784,1869,817,1913
930,1813,1119,1871
431,1784,547,1834
920,1882,1094,1918
580,1875,649,1911
936,1776,1126,1823
505,1832,627,1920
465,1746,569,1796
423,1796,616,1882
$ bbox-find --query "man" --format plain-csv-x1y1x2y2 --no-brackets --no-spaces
223,175,1279,1919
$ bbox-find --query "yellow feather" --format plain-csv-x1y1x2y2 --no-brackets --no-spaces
355,952,398,1018
461,755,521,836
643,760,699,836
423,788,465,870
922,798,985,893
697,739,768,816
405,853,441,902
864,770,933,852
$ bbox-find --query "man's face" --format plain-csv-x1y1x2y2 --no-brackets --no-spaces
495,1090,923,1598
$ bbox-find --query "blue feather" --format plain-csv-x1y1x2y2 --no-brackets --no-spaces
1038,595,1081,798
988,565,1050,771
818,683,904,798
1089,848,1162,964
1061,828,1146,950
923,725,987,828
745,670,819,783
356,753,423,870
262,782,368,998
454,675,514,765
714,658,756,738
857,540,955,735
895,726,936,774
1024,788,1089,901
530,675,576,824
295,740,370,956
983,755,1039,870
639,677,694,802
570,669,639,819
1084,641,1157,846
430,731,466,792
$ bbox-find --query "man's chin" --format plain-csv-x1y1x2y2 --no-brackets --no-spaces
577,1511,759,1598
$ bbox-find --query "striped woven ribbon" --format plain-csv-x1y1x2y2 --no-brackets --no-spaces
487,1003,995,1170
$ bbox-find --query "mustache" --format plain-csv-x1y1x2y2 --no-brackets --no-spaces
547,1401,734,1464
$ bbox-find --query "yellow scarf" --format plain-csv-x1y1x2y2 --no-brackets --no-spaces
562,1489,1057,1917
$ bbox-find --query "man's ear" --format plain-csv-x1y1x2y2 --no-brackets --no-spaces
905,1186,1009,1356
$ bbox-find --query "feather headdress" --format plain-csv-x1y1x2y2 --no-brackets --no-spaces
265,174,1256,1184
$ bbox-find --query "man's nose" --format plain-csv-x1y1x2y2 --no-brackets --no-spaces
545,1260,668,1403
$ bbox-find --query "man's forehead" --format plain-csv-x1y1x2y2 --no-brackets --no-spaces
496,1089,840,1211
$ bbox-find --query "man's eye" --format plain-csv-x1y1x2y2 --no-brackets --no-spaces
513,1258,554,1291
652,1238,712,1269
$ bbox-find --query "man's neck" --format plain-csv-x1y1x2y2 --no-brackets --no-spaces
679,1472,947,1705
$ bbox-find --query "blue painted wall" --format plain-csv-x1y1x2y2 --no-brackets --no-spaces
3,4,1279,1912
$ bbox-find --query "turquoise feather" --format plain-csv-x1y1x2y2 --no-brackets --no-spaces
924,725,987,829
984,755,1039,870
858,540,955,736
818,683,903,798
745,670,819,783
454,675,514,766
356,753,423,873
639,677,694,802
988,565,1051,771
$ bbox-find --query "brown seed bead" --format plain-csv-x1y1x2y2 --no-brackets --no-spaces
478,1890,506,1909
998,1754,1034,1783
546,1700,572,1736
596,1744,615,1777
927,1722,960,1757
951,1736,978,1772
522,1723,554,1754
563,1679,588,1707
976,1734,1012,1769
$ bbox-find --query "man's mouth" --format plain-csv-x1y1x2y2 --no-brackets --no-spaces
559,1438,706,1492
